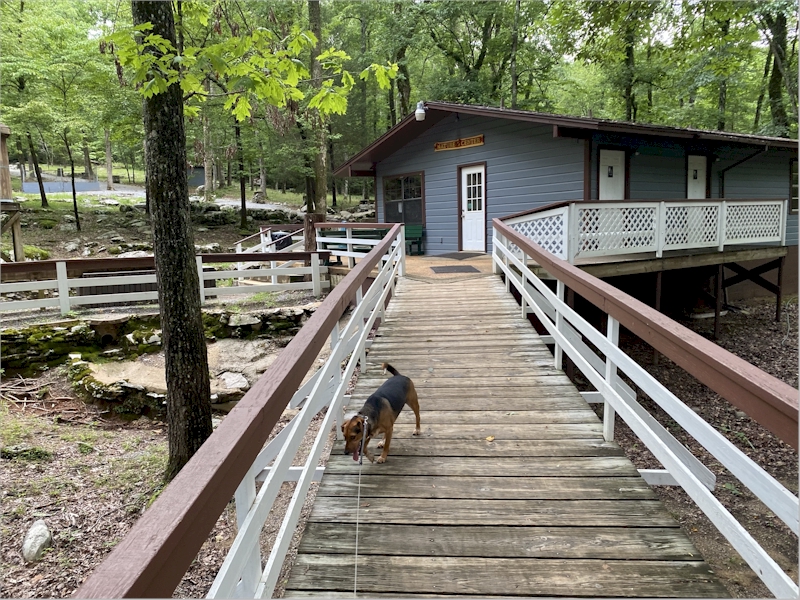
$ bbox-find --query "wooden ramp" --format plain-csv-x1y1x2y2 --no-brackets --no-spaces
285,276,727,598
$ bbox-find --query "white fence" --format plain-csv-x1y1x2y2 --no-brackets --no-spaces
235,228,304,284
492,225,798,599
0,254,328,315
504,198,788,263
207,227,405,598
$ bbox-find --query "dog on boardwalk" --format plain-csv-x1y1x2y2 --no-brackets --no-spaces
342,363,421,464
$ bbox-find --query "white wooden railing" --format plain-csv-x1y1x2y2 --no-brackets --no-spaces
235,228,304,284
492,223,798,599
504,198,788,263
316,224,400,268
0,254,328,315
208,226,405,599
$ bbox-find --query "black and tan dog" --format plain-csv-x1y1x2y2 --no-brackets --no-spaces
342,363,421,464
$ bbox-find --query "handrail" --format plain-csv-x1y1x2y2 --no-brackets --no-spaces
73,223,402,599
502,197,789,223
494,217,798,447
0,252,326,281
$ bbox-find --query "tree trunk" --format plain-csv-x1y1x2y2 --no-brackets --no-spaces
623,25,636,121
754,47,772,130
308,0,328,220
304,213,323,252
132,0,212,482
203,80,213,201
104,129,114,190
716,20,730,131
63,132,81,232
510,0,520,109
767,13,788,134
258,153,266,199
82,142,93,179
15,137,27,184
226,159,231,187
235,123,247,229
328,123,336,208
387,78,397,127
143,138,150,215
26,131,47,207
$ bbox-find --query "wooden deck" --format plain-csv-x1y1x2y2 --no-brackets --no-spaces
285,276,727,598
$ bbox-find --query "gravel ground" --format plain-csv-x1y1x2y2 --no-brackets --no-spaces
0,295,796,598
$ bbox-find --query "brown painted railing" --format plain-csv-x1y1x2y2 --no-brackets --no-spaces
0,252,327,283
74,224,402,598
494,217,798,449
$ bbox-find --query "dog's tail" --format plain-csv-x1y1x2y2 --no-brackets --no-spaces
382,363,401,377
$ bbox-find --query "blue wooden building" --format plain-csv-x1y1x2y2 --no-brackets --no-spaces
334,102,798,300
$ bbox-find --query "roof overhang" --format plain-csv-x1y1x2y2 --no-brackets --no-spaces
334,102,797,177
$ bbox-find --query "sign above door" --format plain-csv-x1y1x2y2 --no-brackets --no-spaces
434,134,484,152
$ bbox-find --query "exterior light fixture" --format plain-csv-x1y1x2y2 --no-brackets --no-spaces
415,101,426,121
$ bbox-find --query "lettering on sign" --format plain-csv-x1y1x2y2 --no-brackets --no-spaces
434,134,484,152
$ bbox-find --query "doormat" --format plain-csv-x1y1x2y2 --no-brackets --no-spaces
435,252,485,260
430,265,481,274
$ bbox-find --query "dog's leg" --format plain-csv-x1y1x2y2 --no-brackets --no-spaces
362,437,375,463
406,388,422,436
376,425,392,463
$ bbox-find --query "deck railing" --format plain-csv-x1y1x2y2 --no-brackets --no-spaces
234,227,304,283
316,222,399,267
493,217,798,599
74,224,404,598
0,252,330,315
503,198,788,263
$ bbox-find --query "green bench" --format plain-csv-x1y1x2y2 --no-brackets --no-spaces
405,224,425,255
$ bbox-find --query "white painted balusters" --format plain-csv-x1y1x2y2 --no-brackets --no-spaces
554,281,564,371
602,316,619,442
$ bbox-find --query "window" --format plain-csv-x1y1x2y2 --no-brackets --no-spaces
383,173,424,224
791,159,798,213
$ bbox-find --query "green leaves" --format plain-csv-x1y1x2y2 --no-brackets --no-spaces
108,11,396,124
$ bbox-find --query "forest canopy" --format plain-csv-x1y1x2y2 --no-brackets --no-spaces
1,0,796,197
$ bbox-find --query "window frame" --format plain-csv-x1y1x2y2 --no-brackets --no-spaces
382,171,426,225
790,158,798,214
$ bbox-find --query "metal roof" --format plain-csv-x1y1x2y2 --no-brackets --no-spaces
333,101,798,176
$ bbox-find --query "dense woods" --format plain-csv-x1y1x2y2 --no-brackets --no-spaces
1,0,796,203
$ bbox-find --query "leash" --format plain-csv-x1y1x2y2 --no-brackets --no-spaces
354,416,367,596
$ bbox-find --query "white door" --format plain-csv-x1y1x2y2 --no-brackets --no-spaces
461,165,485,251
687,155,707,199
599,150,625,200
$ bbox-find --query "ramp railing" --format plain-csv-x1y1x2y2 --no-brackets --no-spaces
493,217,798,599
74,224,404,599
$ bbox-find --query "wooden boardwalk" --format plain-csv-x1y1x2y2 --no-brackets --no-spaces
285,276,727,598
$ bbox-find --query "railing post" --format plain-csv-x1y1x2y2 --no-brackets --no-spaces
554,280,565,370
567,203,578,264
330,322,344,441
603,316,620,441
260,226,268,250
196,257,206,305
399,226,406,276
656,201,666,258
235,242,243,284
718,200,726,251
781,199,788,246
492,233,502,274
233,476,262,597
356,286,367,368
311,253,322,296
56,261,71,315
346,226,355,268
520,251,527,318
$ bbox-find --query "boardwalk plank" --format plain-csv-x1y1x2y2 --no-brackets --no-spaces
349,423,604,439
298,523,700,559
341,409,598,424
315,476,655,500
308,498,671,525
324,438,624,457
286,555,726,597
325,455,639,477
